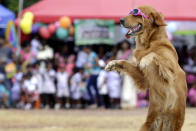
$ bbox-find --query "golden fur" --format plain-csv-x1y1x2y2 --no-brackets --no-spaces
105,6,187,131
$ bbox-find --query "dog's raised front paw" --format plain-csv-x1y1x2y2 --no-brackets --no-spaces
105,60,122,72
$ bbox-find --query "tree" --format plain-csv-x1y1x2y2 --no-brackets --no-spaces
0,0,40,13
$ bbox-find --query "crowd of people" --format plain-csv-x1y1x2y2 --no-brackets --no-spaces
178,46,196,107
0,34,196,110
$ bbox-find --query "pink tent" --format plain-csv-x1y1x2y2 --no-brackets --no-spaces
23,0,196,23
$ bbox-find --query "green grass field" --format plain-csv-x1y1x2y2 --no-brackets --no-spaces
0,108,196,131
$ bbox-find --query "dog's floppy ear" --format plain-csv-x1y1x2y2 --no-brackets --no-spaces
151,12,167,26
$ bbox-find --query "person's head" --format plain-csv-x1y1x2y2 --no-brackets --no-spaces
98,60,106,69
47,61,53,70
59,63,66,72
22,41,31,52
24,72,32,80
79,68,84,74
33,34,39,40
84,46,92,54
35,62,40,70
42,40,47,47
27,64,34,73
121,40,131,51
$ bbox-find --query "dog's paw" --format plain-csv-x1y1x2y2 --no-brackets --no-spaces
105,60,122,72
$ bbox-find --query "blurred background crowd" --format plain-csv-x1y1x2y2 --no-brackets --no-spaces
0,35,196,110
0,0,196,110
0,36,142,110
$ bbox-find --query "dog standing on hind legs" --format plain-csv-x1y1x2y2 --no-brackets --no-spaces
105,6,187,131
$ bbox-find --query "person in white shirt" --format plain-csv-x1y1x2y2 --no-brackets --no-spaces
75,47,88,68
55,63,70,109
107,71,121,109
32,63,43,97
30,35,41,56
42,62,56,109
70,68,84,109
22,72,38,110
97,60,110,108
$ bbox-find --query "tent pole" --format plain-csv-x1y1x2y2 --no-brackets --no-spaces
16,0,23,57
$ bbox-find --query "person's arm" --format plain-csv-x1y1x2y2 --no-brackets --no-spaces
95,57,99,67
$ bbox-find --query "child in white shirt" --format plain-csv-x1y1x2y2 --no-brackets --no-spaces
107,71,121,109
70,68,84,109
97,60,110,108
22,72,38,110
55,63,70,109
42,62,56,109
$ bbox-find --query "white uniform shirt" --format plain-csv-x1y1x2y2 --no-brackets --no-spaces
97,70,108,95
42,69,56,94
56,71,69,89
71,73,82,100
107,71,121,98
56,71,70,97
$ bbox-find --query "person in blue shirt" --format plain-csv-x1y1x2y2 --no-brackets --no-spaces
84,46,102,107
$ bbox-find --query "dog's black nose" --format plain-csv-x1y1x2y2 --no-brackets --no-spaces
120,18,125,25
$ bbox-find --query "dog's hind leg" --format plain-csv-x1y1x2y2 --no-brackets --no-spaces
139,101,164,131
105,60,148,90
161,114,175,131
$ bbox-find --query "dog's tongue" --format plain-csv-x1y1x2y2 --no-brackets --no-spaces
125,29,131,39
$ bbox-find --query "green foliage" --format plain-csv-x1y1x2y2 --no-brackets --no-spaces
0,0,40,13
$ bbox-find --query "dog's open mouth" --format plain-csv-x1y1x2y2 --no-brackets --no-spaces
125,24,142,38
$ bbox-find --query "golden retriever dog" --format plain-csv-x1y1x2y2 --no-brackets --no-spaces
105,6,187,131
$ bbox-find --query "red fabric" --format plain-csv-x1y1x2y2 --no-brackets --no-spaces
23,0,196,23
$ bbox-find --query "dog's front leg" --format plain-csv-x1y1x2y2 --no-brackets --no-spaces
105,60,148,90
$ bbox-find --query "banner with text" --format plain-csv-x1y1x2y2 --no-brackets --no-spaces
74,19,115,45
